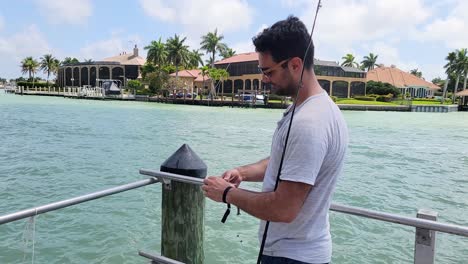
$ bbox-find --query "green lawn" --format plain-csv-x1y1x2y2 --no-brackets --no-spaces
411,100,454,105
335,99,397,105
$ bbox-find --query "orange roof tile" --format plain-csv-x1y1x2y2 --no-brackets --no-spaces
170,69,211,82
214,52,259,64
456,89,468,96
102,53,146,65
367,66,440,90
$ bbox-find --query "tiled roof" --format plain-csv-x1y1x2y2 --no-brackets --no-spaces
367,66,440,89
214,52,258,64
456,89,468,96
101,53,146,66
341,66,365,73
315,59,339,67
170,69,211,82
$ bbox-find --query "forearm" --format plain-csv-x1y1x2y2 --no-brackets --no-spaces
236,157,269,182
226,187,291,223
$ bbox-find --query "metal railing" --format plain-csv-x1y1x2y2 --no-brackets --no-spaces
1,169,468,263
139,169,468,237
0,178,158,225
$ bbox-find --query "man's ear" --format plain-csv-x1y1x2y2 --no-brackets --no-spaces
290,57,302,72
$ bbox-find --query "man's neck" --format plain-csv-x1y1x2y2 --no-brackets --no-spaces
293,75,323,106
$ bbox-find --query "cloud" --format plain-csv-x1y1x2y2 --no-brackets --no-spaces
80,32,144,61
231,40,255,54
311,0,430,49
0,25,52,79
140,0,253,34
416,1,468,49
36,0,92,25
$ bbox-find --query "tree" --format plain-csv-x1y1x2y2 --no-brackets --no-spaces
166,34,190,81
200,29,227,68
145,37,167,67
431,77,445,89
456,48,468,92
207,68,229,98
410,68,423,78
40,54,59,85
360,53,378,71
341,54,359,68
220,47,236,59
146,71,169,95
62,57,79,65
187,49,204,69
199,65,210,99
21,57,39,80
444,49,468,103
141,63,157,80
83,59,93,63
127,80,141,90
205,57,214,67
366,81,401,97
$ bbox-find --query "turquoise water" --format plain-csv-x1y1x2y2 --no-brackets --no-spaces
0,93,467,263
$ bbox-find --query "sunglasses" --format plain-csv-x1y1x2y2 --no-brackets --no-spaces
258,59,290,78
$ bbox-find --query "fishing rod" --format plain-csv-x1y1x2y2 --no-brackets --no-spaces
256,1,323,263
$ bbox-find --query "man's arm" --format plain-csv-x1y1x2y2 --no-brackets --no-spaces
223,157,269,186
202,176,312,223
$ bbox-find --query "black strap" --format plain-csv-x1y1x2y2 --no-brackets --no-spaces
221,187,234,223
221,203,231,223
222,186,233,203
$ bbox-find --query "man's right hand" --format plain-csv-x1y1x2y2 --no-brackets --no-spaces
222,168,243,187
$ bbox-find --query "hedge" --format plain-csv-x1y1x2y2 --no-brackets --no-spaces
354,96,377,101
17,82,58,88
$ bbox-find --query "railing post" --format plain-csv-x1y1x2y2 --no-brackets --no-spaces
160,144,206,264
414,209,437,264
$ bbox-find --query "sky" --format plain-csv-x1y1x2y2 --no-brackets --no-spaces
0,0,467,81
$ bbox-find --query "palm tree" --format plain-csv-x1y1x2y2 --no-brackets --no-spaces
83,59,93,63
446,49,468,103
21,57,39,80
220,47,236,59
341,54,359,68
457,48,468,92
166,34,190,82
187,49,204,69
360,53,378,71
205,57,214,67
144,37,167,67
443,51,459,103
410,69,423,78
199,65,210,100
40,54,59,85
200,29,227,68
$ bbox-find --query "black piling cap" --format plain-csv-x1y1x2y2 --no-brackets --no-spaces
160,144,207,178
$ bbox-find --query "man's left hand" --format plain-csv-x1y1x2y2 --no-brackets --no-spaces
202,176,235,203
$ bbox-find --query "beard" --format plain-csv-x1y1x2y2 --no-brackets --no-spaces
271,81,298,96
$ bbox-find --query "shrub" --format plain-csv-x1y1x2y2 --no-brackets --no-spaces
366,81,401,96
17,81,58,88
330,96,337,102
354,96,377,101
376,94,393,102
127,80,142,90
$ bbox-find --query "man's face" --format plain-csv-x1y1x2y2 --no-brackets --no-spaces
258,52,297,96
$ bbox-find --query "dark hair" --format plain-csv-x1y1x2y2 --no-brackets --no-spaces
252,16,314,69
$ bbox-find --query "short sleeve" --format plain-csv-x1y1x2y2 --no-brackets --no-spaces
279,121,328,186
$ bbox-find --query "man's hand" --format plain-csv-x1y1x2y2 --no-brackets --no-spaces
202,176,235,203
222,168,243,187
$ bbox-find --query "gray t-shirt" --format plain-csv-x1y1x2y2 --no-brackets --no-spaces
260,91,348,263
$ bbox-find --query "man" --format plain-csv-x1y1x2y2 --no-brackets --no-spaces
202,16,348,264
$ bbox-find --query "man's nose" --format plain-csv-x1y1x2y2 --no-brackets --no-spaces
262,74,270,83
